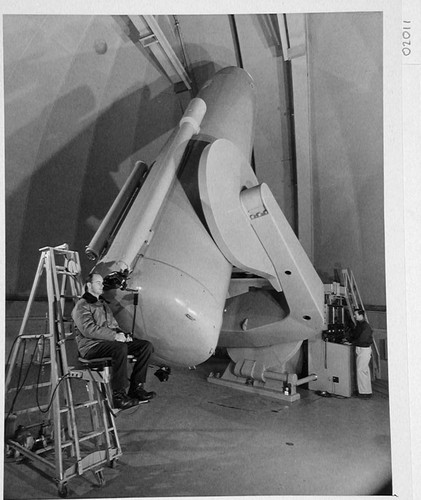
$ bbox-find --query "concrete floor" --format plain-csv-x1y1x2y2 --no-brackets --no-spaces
3,354,392,499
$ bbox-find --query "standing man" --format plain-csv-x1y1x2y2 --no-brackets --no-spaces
72,273,156,410
348,309,373,399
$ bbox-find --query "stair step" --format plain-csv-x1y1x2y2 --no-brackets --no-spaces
74,400,102,410
7,381,52,393
79,429,115,443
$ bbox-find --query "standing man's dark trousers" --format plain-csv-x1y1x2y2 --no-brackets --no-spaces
84,339,154,393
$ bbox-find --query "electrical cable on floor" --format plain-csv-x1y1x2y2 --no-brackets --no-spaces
315,390,347,399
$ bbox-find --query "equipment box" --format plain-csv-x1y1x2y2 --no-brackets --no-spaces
308,335,355,397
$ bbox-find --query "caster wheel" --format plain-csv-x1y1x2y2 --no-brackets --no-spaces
58,483,68,498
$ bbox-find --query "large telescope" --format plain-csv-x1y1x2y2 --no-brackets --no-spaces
87,67,325,381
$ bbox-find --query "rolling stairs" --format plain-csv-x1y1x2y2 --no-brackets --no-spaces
341,268,381,380
4,244,122,498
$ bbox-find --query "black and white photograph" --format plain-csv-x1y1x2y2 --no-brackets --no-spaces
1,0,419,498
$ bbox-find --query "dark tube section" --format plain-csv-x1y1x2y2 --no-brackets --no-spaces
85,160,149,260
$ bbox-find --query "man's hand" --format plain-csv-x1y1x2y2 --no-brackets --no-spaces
115,332,127,342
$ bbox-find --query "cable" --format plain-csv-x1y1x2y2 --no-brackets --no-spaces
173,15,190,74
5,337,41,423
5,331,72,423
38,373,72,414
316,390,347,399
35,335,49,411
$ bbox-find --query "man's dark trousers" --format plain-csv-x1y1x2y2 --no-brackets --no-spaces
84,339,154,392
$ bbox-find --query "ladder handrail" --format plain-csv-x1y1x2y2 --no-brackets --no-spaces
341,268,381,379
49,247,85,469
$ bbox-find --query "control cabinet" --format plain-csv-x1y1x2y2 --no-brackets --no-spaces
308,335,355,397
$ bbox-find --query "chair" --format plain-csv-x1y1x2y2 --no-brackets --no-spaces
76,355,138,408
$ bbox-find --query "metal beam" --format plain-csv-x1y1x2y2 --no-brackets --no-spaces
115,15,191,92
276,13,313,260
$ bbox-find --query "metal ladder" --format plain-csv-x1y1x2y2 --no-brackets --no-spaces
341,268,381,379
4,244,122,498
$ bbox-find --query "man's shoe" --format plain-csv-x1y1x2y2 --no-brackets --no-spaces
357,393,372,399
128,383,156,402
112,390,141,410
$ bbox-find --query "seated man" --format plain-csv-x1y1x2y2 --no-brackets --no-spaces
72,272,156,410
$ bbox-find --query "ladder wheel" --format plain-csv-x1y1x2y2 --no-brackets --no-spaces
58,483,68,498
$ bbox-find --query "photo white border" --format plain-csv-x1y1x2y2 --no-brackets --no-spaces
1,0,416,499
